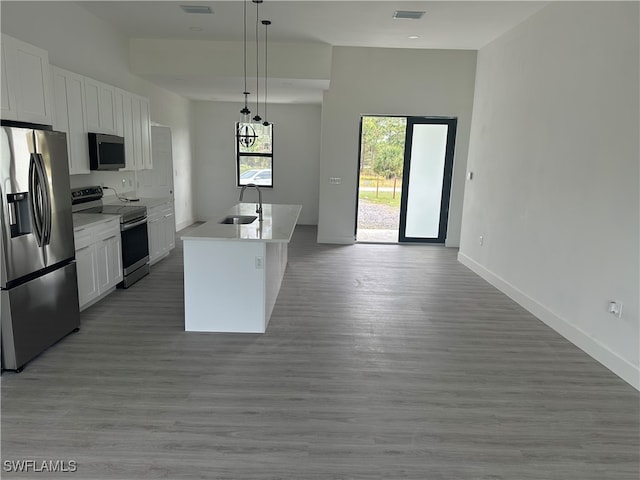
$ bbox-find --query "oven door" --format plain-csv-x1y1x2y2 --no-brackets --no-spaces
121,218,149,275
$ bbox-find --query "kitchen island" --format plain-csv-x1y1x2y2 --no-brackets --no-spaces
181,203,302,333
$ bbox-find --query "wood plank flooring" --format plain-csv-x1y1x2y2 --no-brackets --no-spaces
2,225,638,479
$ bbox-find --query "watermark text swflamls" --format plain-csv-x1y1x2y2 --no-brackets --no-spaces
3,459,78,473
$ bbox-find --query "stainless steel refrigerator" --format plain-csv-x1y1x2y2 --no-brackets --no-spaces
1,125,80,371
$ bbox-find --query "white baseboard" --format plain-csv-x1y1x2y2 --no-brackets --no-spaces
458,252,639,391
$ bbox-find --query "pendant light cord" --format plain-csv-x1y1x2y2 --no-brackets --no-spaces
263,20,269,125
243,0,248,95
254,0,260,120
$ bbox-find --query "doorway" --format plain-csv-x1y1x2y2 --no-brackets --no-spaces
355,116,407,243
355,116,457,244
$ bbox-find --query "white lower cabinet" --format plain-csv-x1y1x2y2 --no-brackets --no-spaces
147,202,175,265
75,241,98,307
164,208,176,251
74,218,122,311
96,230,122,294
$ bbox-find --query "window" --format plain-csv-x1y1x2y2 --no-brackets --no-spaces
236,122,273,187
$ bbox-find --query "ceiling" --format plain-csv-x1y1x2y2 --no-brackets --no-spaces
79,1,549,102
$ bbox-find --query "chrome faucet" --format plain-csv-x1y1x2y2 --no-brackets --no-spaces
239,183,263,222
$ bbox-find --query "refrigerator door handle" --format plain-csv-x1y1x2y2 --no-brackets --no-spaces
28,154,44,247
29,153,52,247
36,153,52,245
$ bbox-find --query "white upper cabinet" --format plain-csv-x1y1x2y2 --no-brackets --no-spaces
139,97,152,170
131,94,143,170
1,34,53,125
127,94,153,170
115,88,138,171
84,77,116,134
1,38,17,120
51,66,90,174
52,69,151,175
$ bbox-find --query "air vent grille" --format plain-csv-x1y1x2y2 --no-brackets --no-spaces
393,10,425,20
180,5,212,14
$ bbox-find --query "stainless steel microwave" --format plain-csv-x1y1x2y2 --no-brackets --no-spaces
88,133,125,170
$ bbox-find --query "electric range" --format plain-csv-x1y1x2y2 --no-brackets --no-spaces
72,186,150,288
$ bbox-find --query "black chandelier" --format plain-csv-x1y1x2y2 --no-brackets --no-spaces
237,0,271,147
237,123,258,148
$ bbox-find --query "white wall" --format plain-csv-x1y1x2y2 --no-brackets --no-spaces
1,1,195,229
132,79,194,229
458,2,639,389
317,47,477,245
192,102,320,224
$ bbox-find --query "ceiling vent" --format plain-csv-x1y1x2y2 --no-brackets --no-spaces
180,5,212,14
393,10,425,20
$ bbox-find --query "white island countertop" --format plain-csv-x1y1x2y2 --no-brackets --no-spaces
181,203,302,243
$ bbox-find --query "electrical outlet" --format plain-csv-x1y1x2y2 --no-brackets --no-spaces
255,256,263,269
479,235,484,246
608,301,623,319
329,177,341,185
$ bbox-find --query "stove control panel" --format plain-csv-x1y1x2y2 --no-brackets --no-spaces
71,186,103,204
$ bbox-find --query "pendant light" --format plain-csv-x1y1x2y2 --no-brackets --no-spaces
237,0,255,147
252,0,263,123
261,20,271,126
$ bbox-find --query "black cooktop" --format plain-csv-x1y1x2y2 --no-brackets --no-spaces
72,186,146,224
80,204,146,224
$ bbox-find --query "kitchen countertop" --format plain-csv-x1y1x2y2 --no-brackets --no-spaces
182,203,302,243
131,197,173,209
72,213,118,230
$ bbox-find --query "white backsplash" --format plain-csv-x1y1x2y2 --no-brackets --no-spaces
70,170,136,196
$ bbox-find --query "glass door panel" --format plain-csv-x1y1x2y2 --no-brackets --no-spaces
399,117,457,243
404,124,448,238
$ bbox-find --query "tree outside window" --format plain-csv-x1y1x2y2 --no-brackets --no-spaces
236,123,273,187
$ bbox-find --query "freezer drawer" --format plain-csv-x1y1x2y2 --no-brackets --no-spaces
1,262,80,371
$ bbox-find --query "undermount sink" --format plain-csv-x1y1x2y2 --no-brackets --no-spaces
219,215,258,225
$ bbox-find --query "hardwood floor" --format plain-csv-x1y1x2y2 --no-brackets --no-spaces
2,225,638,479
